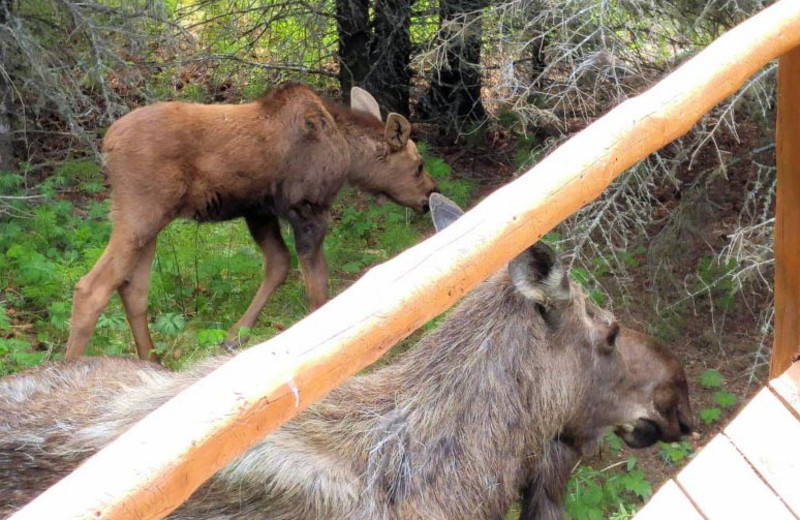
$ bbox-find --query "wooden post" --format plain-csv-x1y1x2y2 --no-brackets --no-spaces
772,46,800,378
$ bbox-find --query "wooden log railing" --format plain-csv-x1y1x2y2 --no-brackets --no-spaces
10,0,800,518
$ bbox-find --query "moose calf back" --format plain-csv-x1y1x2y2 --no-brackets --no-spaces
104,84,349,222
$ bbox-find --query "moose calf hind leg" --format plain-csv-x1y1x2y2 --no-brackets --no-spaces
66,233,150,360
118,239,158,361
66,271,117,360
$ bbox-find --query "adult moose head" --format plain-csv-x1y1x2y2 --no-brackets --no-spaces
65,83,438,361
432,194,694,519
1,194,691,519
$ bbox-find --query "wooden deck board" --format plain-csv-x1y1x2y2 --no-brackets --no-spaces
633,480,703,520
676,436,795,520
724,388,800,517
770,361,800,418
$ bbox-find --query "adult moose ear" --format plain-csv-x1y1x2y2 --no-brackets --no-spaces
508,243,571,306
385,113,411,152
351,87,382,121
429,192,465,232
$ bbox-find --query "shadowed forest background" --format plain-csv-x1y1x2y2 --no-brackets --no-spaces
0,0,781,518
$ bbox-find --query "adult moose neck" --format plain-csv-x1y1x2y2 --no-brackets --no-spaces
313,273,586,518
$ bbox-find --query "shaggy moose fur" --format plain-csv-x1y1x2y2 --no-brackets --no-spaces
516,327,692,520
65,83,437,361
0,196,691,519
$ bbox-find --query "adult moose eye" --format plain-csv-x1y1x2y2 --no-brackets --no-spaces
606,323,620,346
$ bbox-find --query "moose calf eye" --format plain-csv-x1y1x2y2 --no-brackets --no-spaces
417,163,424,176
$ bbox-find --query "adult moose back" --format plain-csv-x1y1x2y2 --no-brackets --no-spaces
66,83,438,360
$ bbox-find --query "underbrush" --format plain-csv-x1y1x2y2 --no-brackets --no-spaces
0,147,474,374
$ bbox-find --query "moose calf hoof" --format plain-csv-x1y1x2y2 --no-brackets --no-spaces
220,339,240,354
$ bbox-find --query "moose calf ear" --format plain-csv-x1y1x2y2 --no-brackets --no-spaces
385,113,411,151
350,87,382,121
508,243,570,305
430,193,465,232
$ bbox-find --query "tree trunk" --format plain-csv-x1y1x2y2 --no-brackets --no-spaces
336,0,371,103
0,0,13,172
426,0,487,127
363,0,412,116
336,0,413,115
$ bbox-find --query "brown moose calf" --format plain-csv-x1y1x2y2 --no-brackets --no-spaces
66,83,437,360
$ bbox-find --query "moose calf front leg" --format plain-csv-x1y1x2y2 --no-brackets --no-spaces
289,205,329,311
298,245,329,310
225,216,291,349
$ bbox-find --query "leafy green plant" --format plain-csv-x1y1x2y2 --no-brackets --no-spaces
699,369,723,389
0,304,10,332
155,312,187,336
697,369,736,426
658,440,693,465
565,458,652,520
700,407,722,425
696,256,739,311
570,267,591,288
569,267,605,306
197,328,227,348
48,301,71,330
0,337,44,375
418,142,476,209
512,134,542,169
97,312,127,331
715,389,736,408
604,432,625,456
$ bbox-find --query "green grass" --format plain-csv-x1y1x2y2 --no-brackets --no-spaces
0,146,475,373
563,435,654,520
565,460,651,520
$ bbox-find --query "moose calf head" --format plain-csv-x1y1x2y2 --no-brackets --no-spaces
347,88,438,214
610,328,693,447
